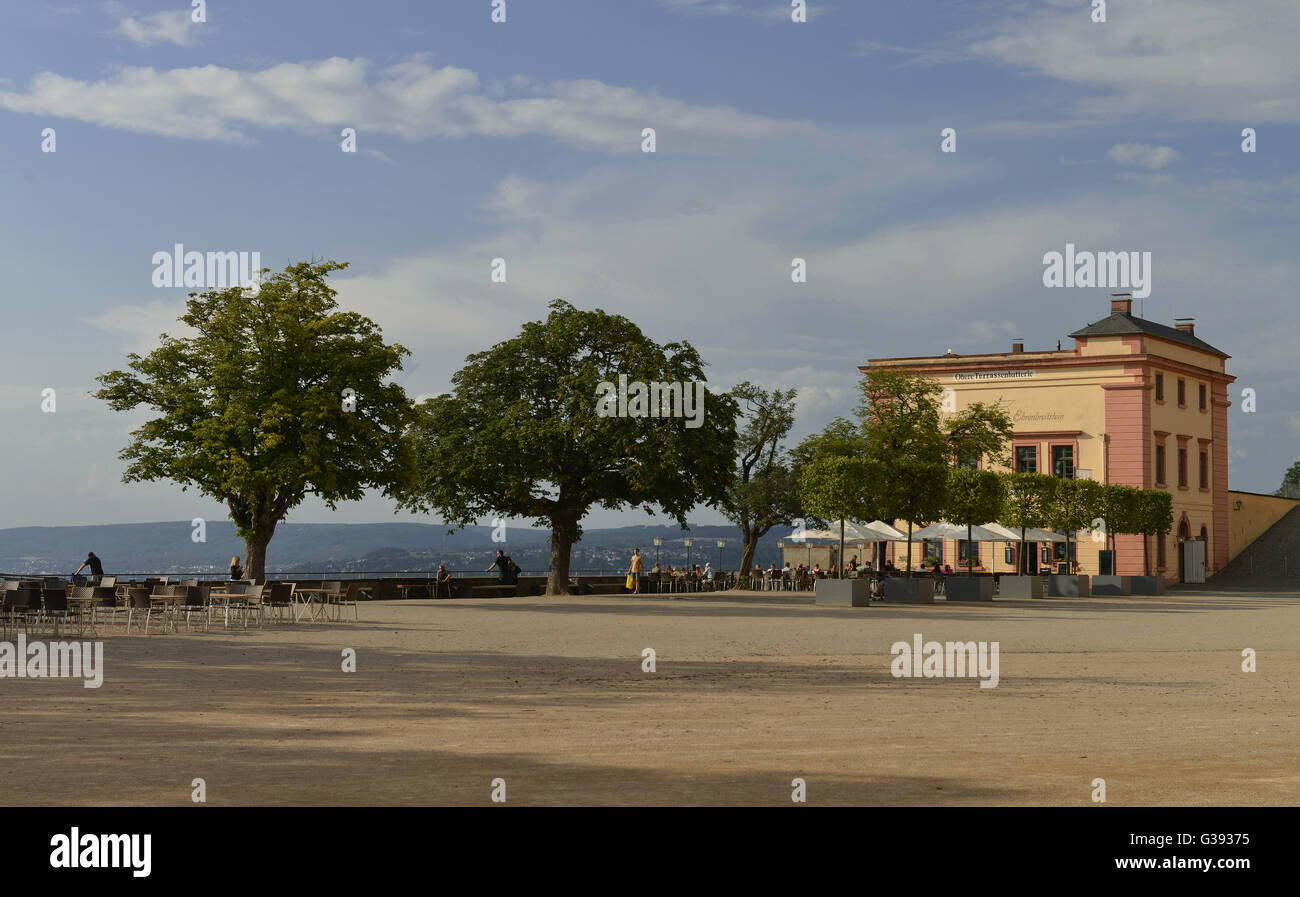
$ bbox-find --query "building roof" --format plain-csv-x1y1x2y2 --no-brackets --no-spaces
1068,311,1228,358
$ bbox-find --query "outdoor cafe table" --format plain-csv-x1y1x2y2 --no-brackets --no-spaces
65,595,102,636
290,587,339,622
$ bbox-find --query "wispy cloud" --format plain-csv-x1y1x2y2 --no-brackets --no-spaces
971,0,1300,123
1107,143,1181,170
0,56,806,152
114,8,202,47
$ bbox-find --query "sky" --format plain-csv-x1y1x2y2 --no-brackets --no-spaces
1,0,1297,533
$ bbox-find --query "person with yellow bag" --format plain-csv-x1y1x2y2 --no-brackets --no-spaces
626,548,645,594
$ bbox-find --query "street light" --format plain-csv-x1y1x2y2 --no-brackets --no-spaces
716,539,725,570
652,536,663,567
683,538,693,571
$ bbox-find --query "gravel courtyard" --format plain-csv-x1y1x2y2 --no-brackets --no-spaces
2,585,1296,806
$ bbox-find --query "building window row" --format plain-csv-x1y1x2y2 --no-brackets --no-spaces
1014,444,1074,478
1154,372,1208,411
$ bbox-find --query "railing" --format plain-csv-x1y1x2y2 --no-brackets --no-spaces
0,568,630,581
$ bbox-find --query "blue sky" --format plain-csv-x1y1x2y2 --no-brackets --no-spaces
1,0,1297,532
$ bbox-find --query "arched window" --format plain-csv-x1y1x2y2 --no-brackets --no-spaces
1199,524,1208,543
1178,519,1191,541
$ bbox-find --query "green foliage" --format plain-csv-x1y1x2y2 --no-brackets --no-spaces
788,417,867,469
1275,461,1300,496
944,402,1015,470
1047,477,1103,537
1099,483,1143,538
723,382,802,577
1137,489,1174,537
944,467,1005,528
998,472,1054,530
398,299,739,593
94,260,414,579
857,369,948,531
798,455,875,523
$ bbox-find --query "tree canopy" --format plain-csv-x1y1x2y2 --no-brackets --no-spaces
95,259,415,580
722,382,802,581
398,299,738,594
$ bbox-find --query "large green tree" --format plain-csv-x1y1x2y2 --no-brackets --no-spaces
95,260,416,581
399,300,738,595
1138,489,1175,576
798,455,878,577
999,472,1055,574
944,467,1004,575
1098,483,1142,571
1046,477,1103,574
722,382,801,583
857,370,949,571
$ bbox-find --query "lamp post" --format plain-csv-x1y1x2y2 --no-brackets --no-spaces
683,538,693,572
652,536,663,593
716,539,726,586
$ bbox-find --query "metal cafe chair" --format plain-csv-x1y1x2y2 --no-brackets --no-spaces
264,581,296,624
328,582,364,623
174,586,211,632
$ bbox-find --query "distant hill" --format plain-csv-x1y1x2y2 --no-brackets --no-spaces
0,520,789,575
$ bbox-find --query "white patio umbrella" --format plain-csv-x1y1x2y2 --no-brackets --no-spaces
791,520,907,573
910,521,1005,575
859,520,909,541
910,521,1004,541
981,523,1069,574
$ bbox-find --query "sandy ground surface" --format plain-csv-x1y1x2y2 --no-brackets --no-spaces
2,585,1297,806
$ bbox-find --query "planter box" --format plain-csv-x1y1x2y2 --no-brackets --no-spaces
1128,576,1166,596
1047,574,1091,597
945,576,993,602
883,578,935,604
815,579,872,607
997,575,1043,599
1090,575,1130,596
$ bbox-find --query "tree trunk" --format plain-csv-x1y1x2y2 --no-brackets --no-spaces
546,517,579,596
1019,526,1027,575
243,526,273,584
967,523,974,576
906,521,913,572
839,519,845,579
737,530,758,588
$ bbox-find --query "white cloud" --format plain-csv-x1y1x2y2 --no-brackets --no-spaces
0,56,806,151
971,0,1300,123
1107,143,1181,170
115,9,201,47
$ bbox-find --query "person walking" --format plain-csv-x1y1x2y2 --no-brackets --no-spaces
74,551,105,585
628,548,645,594
486,549,518,585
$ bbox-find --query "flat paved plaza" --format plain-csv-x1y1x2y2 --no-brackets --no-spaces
2,586,1297,806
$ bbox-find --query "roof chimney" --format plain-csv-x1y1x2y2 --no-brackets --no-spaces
1175,317,1195,335
1011,339,1024,353
1110,292,1132,315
